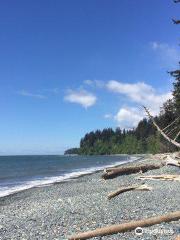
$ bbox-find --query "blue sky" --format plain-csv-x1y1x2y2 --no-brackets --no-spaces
0,0,179,155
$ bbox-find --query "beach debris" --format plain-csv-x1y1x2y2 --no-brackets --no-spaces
172,152,180,159
101,163,166,180
102,156,180,180
136,174,180,182
68,198,72,204
57,198,64,203
107,185,153,200
165,156,180,167
148,152,180,161
68,211,180,240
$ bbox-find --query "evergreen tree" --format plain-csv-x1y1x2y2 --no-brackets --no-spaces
168,69,180,117
159,99,175,128
168,0,180,116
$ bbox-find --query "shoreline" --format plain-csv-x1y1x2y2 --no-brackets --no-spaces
0,155,146,199
1,154,180,239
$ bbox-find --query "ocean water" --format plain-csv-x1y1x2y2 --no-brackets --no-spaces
0,155,141,198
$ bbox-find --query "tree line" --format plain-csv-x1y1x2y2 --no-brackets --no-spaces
78,116,176,155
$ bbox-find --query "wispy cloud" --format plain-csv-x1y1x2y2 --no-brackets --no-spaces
84,80,94,86
64,88,97,108
84,79,105,88
104,114,112,119
18,90,46,99
43,87,59,94
150,41,179,67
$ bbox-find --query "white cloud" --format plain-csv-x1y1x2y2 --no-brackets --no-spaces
84,80,94,86
107,80,172,129
150,41,179,67
107,80,172,116
65,78,172,129
104,114,112,119
64,88,97,108
151,41,158,50
84,79,104,88
114,107,144,130
19,90,46,99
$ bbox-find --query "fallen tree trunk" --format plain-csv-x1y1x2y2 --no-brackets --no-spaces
102,163,166,180
104,167,120,173
68,211,180,240
108,185,153,200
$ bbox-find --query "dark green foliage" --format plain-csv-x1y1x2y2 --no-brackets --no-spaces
168,70,180,117
159,99,175,128
78,93,180,155
64,148,79,155
78,117,168,155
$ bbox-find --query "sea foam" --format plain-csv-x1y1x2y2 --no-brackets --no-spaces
0,156,140,198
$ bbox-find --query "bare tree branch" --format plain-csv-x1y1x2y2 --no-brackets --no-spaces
174,131,180,141
162,116,180,131
142,105,180,148
165,126,179,135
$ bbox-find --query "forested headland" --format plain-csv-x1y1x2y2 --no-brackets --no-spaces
78,109,176,155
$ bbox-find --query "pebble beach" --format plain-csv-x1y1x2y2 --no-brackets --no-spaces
1,156,180,240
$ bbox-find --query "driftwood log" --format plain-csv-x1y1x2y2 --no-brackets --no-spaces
102,163,166,180
136,175,180,182
104,167,120,173
166,156,180,167
68,211,180,240
108,185,153,199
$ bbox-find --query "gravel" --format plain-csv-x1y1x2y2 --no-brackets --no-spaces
1,157,180,240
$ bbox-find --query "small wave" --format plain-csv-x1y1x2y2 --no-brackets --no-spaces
0,156,140,198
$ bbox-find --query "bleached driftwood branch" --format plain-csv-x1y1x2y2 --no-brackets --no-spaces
165,126,178,135
142,105,180,148
166,156,180,167
174,131,180,141
162,116,180,132
136,175,180,182
68,211,180,239
108,185,153,200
